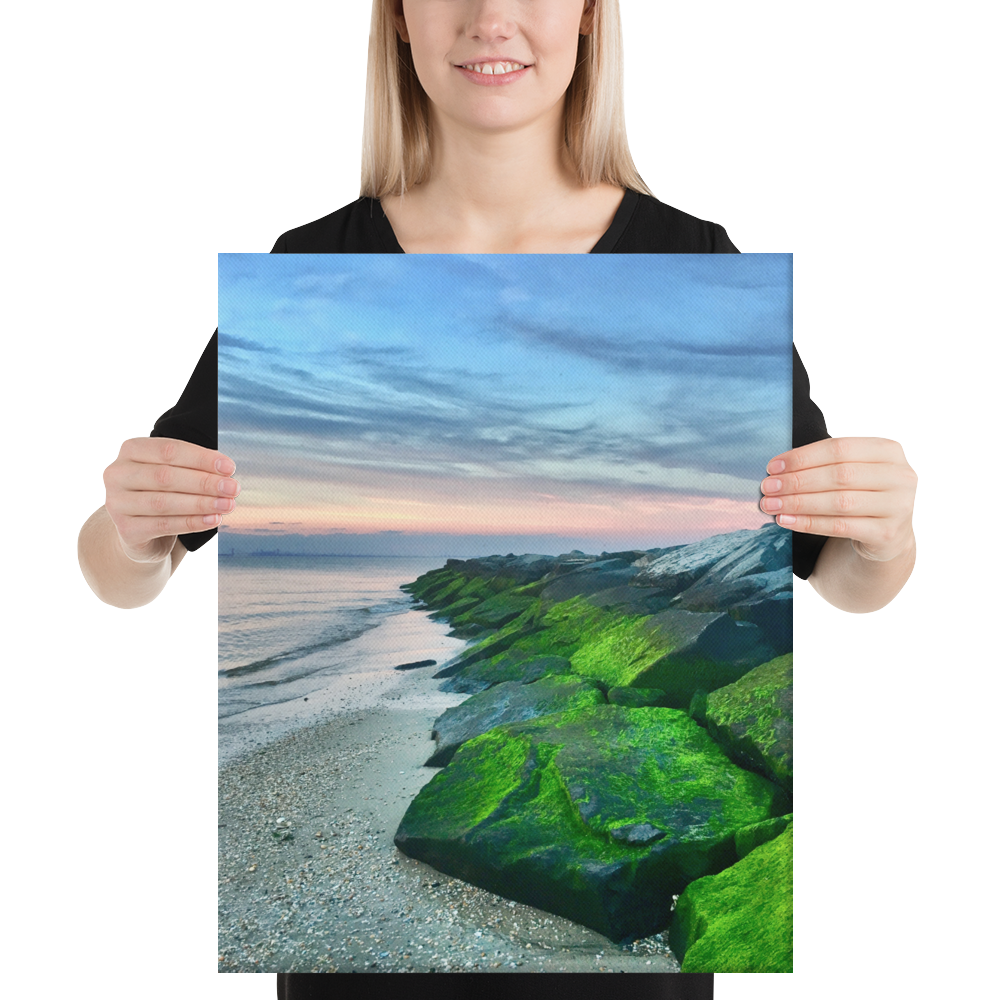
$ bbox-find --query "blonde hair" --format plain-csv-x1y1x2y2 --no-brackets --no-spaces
361,0,652,199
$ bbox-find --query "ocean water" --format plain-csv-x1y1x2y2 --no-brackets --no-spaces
218,555,467,765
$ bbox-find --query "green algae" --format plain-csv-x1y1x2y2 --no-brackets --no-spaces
706,653,791,741
733,813,791,858
465,597,667,689
703,653,792,790
570,614,667,687
671,821,793,972
404,728,534,837
397,705,786,897
453,592,540,628
400,559,794,943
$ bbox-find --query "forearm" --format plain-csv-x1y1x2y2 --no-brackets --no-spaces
807,531,916,613
78,506,186,609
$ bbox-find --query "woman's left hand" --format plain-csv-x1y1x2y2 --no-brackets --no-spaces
759,437,917,562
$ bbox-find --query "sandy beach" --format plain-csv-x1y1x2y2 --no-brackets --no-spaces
218,650,683,973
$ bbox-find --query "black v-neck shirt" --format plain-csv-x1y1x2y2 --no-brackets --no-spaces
269,189,740,255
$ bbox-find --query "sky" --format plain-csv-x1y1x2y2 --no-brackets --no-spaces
218,253,791,555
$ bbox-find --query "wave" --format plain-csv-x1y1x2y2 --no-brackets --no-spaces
218,614,385,679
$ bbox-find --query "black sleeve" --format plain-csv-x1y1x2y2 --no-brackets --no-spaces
791,344,831,579
276,972,715,1000
149,331,219,552
712,223,739,253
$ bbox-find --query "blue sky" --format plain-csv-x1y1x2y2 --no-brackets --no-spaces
218,254,791,552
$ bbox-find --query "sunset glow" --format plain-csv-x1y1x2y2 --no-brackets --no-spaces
219,254,791,554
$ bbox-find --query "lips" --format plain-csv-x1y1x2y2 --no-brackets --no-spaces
454,56,533,66
455,66,531,87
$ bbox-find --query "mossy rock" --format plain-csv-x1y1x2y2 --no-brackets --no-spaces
403,565,519,611
703,653,792,791
438,653,575,694
670,822,792,972
428,596,481,620
426,675,606,766
403,568,465,605
631,611,777,706
453,592,540,629
442,597,775,711
607,687,670,707
733,813,791,858
394,704,787,943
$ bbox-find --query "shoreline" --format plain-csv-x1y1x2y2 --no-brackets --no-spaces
218,606,467,768
218,639,682,973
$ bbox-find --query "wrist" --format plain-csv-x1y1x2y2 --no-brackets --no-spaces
850,524,916,565
117,532,176,567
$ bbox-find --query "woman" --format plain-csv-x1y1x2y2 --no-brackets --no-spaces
272,0,738,254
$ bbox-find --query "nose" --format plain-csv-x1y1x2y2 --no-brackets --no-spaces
465,0,518,44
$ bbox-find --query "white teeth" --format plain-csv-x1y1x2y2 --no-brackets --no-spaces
464,62,526,75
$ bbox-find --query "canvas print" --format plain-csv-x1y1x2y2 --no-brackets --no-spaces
217,253,793,974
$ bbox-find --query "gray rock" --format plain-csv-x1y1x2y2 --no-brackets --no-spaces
426,675,605,766
393,659,437,671
586,584,679,615
540,558,640,602
634,524,791,598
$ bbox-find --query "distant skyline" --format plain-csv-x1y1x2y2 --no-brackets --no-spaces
219,254,791,553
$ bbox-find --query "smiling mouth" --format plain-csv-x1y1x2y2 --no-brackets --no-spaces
457,61,528,76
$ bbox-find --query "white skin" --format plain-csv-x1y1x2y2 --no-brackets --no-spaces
382,0,621,253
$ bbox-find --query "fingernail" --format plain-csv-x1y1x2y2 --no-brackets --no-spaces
777,514,796,526
216,458,236,475
218,478,239,496
762,478,782,493
767,459,785,475
214,497,235,512
202,514,221,526
761,497,782,511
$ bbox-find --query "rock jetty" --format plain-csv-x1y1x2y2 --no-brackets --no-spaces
392,524,793,969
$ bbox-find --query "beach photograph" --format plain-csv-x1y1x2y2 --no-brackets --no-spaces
217,253,794,973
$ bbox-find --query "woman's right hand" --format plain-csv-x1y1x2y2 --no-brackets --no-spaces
103,437,239,563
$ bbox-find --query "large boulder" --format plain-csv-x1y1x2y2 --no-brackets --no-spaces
634,524,791,598
669,822,793,972
572,608,777,707
586,583,679,616
437,652,575,694
394,704,787,943
540,558,640,602
426,675,606,766
451,592,539,629
727,593,792,655
696,653,793,791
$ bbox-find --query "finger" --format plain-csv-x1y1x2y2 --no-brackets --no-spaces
760,489,889,518
766,437,905,476
120,437,236,476
760,462,894,498
112,473,236,518
117,462,241,499
772,512,885,541
115,465,240,508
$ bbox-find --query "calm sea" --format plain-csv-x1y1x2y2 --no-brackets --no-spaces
218,555,466,765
